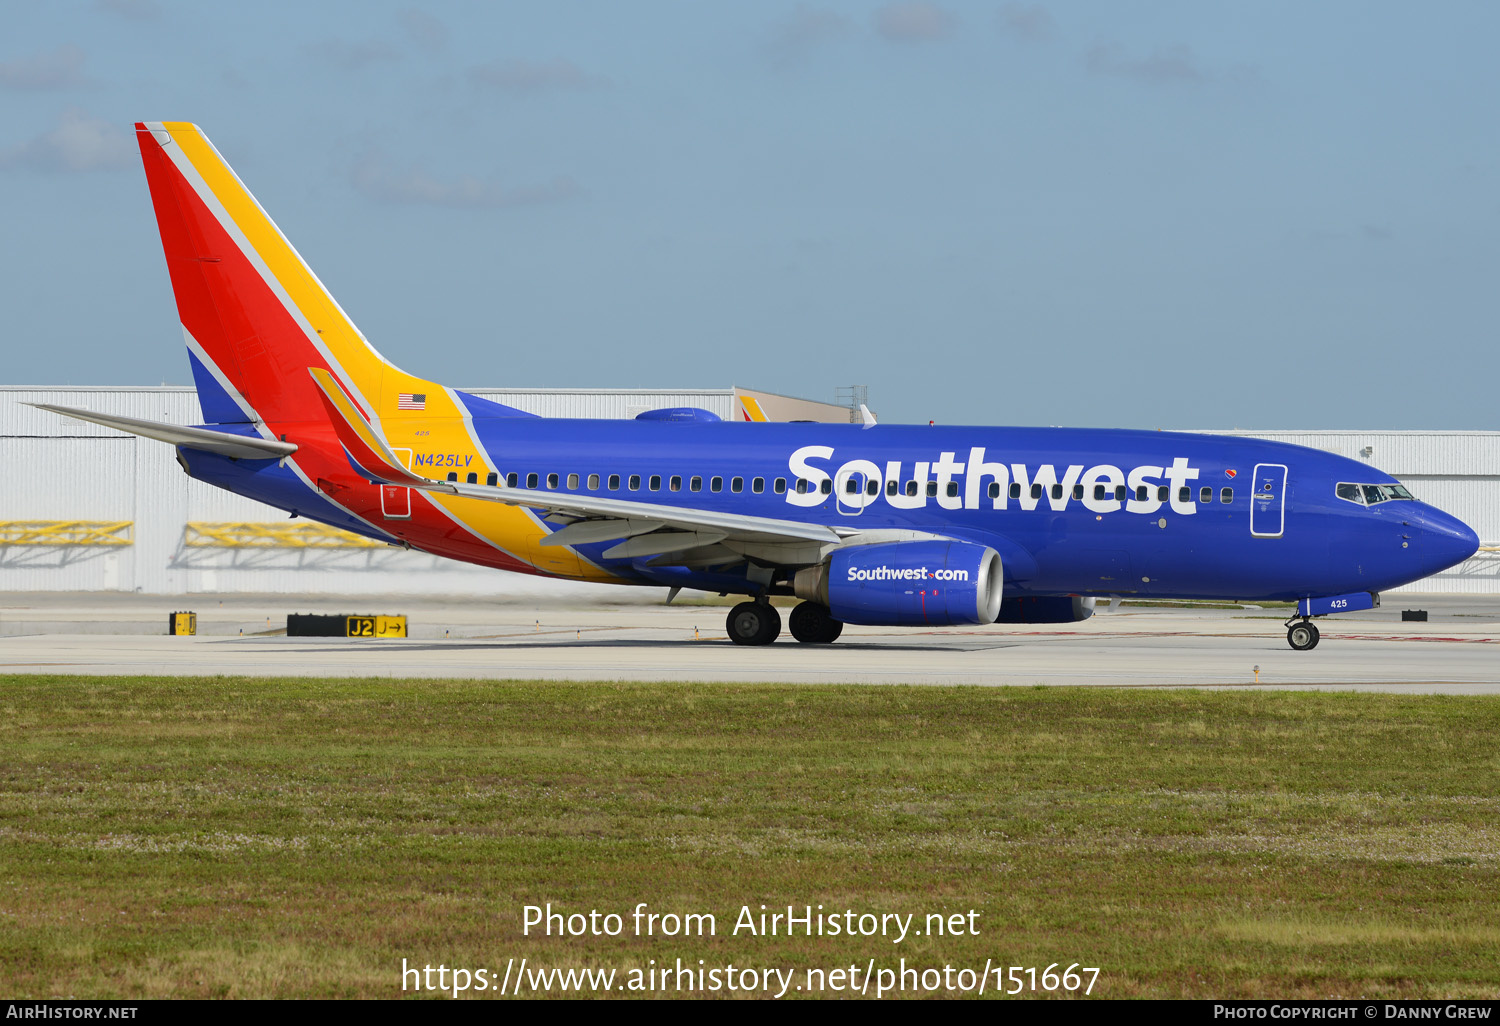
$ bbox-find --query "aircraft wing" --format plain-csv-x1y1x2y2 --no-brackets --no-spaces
31,404,298,460
308,369,851,556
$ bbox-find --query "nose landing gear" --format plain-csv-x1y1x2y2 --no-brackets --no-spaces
1285,617,1321,651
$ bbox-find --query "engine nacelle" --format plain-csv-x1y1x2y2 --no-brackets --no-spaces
993,596,1096,623
794,540,1003,627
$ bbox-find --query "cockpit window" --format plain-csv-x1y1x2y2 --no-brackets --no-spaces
1337,482,1415,506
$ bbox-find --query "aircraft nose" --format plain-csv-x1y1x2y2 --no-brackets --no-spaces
1412,505,1480,576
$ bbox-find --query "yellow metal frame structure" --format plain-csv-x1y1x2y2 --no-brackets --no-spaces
0,521,133,546
184,521,389,549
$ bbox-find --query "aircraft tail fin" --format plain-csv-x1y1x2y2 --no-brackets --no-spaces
134,121,445,428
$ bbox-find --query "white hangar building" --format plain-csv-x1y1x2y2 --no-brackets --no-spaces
1,386,1495,596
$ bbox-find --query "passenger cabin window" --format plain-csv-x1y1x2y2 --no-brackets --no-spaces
1031,484,1044,500
845,478,859,493
887,480,899,496
1009,483,1021,500
546,473,559,489
988,482,1001,499
1200,486,1212,504
820,479,832,495
466,472,477,484
507,473,519,488
926,482,938,497
1072,484,1084,500
486,472,497,486
907,481,919,497
1094,484,1108,501
866,480,879,496
587,473,599,490
796,479,809,494
947,482,960,498
1178,487,1190,504
628,474,641,490
567,473,579,489
1157,486,1169,502
1050,484,1063,500
689,476,702,491
446,472,457,482
1135,485,1148,502
774,478,787,494
649,475,662,491
710,476,723,492
752,477,765,493
526,473,539,489
1115,485,1127,502
608,474,621,490
731,477,744,493
1221,487,1233,504
669,475,682,491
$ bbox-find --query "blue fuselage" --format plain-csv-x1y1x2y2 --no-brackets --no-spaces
186,416,1480,603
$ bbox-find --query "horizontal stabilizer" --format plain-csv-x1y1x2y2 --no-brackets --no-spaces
31,404,297,459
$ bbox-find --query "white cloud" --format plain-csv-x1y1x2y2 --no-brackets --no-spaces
351,150,582,209
302,38,401,72
764,5,855,68
0,45,89,90
998,4,1053,41
1086,43,1207,85
468,58,606,93
0,108,132,172
398,8,447,56
874,3,954,43
95,0,161,20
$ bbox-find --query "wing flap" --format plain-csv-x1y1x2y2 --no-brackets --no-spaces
539,518,665,547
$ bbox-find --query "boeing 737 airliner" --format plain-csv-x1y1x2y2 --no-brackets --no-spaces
38,123,1480,650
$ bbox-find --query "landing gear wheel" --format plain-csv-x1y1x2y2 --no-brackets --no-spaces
1287,621,1321,651
727,601,782,646
789,601,844,644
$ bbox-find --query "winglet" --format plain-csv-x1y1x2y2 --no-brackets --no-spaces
308,367,447,490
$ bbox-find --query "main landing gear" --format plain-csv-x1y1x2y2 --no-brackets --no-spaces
726,600,845,645
789,601,843,644
1285,617,1321,651
727,600,781,646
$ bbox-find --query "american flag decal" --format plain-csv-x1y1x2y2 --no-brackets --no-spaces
397,393,426,410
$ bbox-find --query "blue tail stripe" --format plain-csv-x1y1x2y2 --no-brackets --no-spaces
187,349,252,424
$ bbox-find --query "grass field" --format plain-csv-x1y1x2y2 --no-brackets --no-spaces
2,676,1499,999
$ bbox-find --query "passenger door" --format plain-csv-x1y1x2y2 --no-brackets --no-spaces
1249,463,1287,538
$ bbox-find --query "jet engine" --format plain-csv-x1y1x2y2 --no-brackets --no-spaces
792,540,1003,626
993,596,1096,623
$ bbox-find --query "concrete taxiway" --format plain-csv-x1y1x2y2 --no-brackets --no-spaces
0,592,1496,692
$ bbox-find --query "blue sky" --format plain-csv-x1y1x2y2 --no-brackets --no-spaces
2,1,1496,428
